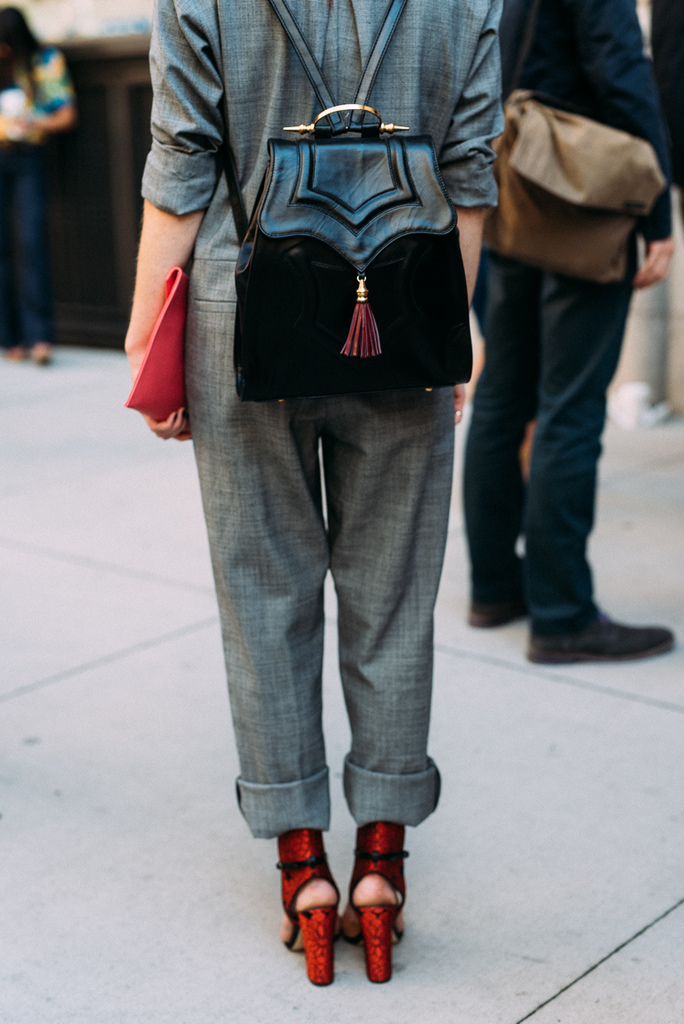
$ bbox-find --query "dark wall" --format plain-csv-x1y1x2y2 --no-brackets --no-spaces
47,36,152,349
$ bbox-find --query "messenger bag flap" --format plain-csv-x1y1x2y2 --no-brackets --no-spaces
508,92,666,214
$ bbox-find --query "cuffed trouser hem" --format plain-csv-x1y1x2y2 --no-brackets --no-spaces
530,602,598,637
235,766,331,839
343,755,441,828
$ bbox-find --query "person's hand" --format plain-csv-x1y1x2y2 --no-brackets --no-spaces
126,342,145,384
632,237,674,290
125,330,191,441
142,407,192,441
454,383,466,424
3,115,32,141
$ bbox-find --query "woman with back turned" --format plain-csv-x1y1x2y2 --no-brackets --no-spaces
125,0,504,987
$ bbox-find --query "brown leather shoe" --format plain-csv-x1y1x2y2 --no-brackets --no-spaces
528,613,675,664
468,598,527,628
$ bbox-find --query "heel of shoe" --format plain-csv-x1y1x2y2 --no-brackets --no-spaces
277,829,340,985
348,822,407,982
299,905,337,986
357,905,395,983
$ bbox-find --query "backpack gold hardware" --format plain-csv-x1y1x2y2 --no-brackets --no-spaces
284,104,408,134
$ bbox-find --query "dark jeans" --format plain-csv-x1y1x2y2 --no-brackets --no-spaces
0,146,53,349
463,251,634,636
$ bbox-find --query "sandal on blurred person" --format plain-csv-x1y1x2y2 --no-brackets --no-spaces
3,346,26,361
30,342,53,365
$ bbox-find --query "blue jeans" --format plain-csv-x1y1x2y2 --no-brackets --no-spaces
0,146,53,350
463,251,634,636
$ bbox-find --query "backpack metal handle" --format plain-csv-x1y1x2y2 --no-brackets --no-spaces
284,104,409,135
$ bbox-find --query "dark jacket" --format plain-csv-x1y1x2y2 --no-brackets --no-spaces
652,0,684,186
499,0,672,241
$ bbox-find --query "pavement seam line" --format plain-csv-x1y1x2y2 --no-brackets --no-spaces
435,643,684,715
512,894,684,1024
0,534,216,596
0,616,220,704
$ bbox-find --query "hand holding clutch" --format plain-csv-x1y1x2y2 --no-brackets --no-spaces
125,267,188,422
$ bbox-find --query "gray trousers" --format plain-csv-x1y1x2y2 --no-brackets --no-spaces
187,310,454,839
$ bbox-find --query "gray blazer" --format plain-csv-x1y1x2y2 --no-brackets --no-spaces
143,0,503,306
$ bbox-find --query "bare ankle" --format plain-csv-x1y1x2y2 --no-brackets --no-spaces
293,877,338,913
352,872,398,908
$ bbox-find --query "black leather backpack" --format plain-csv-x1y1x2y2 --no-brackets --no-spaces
232,0,472,401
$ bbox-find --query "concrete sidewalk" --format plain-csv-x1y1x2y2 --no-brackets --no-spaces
1,347,682,1024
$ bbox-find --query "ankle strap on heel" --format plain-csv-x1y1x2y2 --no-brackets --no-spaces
277,828,338,922
353,848,409,863
277,853,329,871
351,822,408,907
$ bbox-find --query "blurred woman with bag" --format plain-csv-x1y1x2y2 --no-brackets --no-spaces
0,7,76,365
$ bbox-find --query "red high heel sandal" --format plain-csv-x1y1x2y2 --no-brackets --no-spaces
277,828,339,986
346,822,408,983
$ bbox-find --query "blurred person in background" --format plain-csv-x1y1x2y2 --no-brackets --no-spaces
0,7,76,366
652,0,684,199
463,0,676,663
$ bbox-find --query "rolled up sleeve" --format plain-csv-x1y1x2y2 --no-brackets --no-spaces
439,0,504,208
142,0,224,215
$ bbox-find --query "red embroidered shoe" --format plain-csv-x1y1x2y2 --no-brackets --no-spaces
344,822,408,983
277,829,339,986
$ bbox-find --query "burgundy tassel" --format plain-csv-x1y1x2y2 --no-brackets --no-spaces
341,276,381,358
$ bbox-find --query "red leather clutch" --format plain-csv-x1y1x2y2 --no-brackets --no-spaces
125,266,188,421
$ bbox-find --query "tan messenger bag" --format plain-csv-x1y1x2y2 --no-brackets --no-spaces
484,90,667,283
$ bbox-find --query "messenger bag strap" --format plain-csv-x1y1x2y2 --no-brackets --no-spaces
509,0,544,95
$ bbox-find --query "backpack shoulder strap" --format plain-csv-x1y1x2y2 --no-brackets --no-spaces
354,0,408,108
267,0,408,131
220,132,248,244
266,0,344,132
